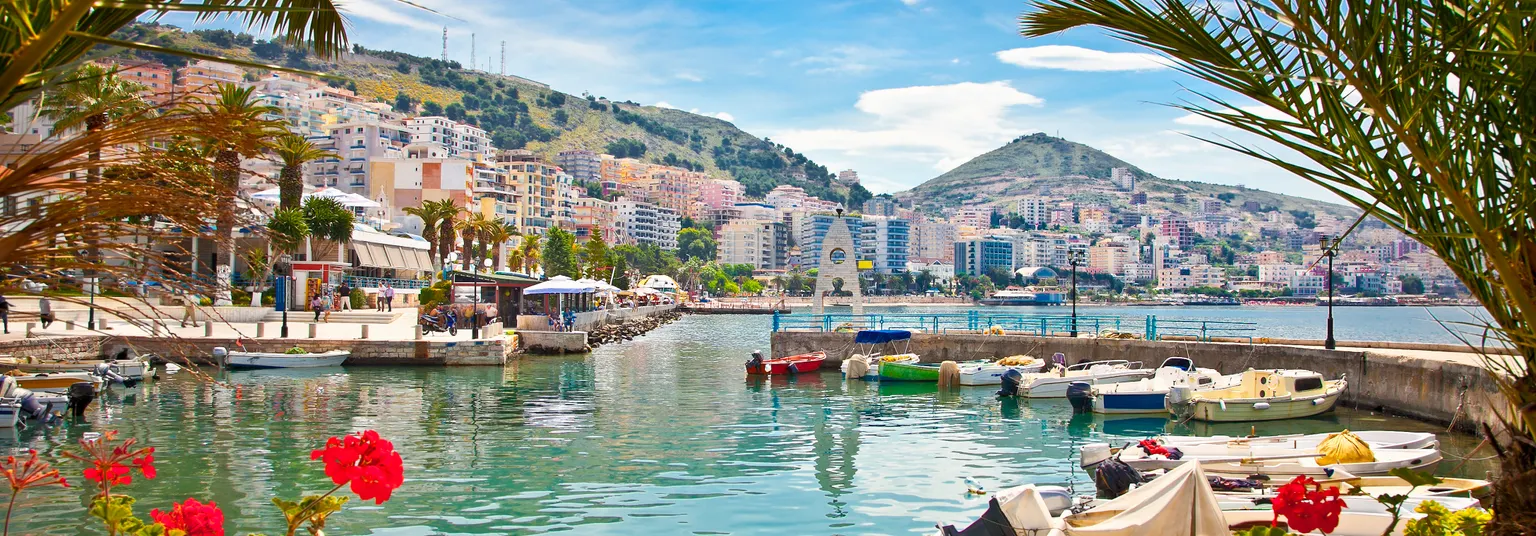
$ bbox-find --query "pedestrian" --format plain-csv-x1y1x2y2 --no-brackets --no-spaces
382,283,395,312
180,292,199,328
324,288,336,323
37,295,53,328
337,282,352,311
0,295,10,334
311,294,326,322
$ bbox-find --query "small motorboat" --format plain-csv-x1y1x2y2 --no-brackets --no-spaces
0,353,149,383
957,356,1045,386
5,371,101,393
1111,444,1443,477
1167,369,1346,422
1157,430,1440,451
878,360,944,382
1090,357,1236,414
1010,360,1153,398
215,347,349,370
745,351,826,375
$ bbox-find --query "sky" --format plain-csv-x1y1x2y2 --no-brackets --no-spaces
180,0,1339,203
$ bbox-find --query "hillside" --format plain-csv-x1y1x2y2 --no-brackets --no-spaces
897,133,1355,219
112,24,871,206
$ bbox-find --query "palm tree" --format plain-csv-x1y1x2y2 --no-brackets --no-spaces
483,219,517,272
272,134,333,211
39,63,148,133
455,211,495,272
1020,0,1536,526
402,199,460,278
191,83,282,304
516,233,543,275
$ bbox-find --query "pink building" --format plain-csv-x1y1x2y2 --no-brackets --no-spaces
701,179,743,210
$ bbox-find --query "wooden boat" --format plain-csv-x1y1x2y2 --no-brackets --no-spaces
1158,430,1439,451
0,357,148,382
957,357,1045,386
1091,357,1236,414
1167,369,1346,422
1117,445,1443,477
879,360,943,382
746,351,826,375
221,350,349,370
1013,360,1153,398
5,371,101,393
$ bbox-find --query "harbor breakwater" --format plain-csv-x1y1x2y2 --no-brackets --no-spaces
771,331,1508,434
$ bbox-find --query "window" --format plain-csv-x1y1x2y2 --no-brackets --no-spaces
1293,377,1324,392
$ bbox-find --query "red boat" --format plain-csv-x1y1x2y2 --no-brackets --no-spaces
745,351,827,375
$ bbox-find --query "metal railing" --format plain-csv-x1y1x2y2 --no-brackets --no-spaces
342,276,432,289
771,311,1259,342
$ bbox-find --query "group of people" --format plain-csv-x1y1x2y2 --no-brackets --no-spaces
0,295,57,334
309,282,355,322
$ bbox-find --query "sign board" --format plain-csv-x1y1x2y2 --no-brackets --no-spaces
857,260,874,271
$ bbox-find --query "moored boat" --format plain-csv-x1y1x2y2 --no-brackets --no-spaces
1157,430,1439,451
1167,369,1346,422
5,371,101,393
745,351,826,375
1090,357,1235,414
879,360,943,382
957,356,1045,386
1011,360,1153,398
216,347,349,370
1114,444,1443,477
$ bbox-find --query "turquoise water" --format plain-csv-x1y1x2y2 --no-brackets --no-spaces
795,305,1492,345
2,314,1490,535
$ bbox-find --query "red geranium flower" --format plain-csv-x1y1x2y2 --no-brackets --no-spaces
150,498,225,536
64,431,156,496
132,448,156,480
310,430,404,504
2,450,69,493
1272,475,1342,534
82,463,131,486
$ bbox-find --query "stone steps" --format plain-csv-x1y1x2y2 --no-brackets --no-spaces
259,310,402,324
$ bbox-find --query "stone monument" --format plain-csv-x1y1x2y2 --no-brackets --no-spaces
812,210,863,315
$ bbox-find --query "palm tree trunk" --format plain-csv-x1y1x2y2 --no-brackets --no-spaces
213,149,241,305
461,234,474,271
279,165,303,211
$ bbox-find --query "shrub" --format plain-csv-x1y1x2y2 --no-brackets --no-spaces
232,289,251,306
350,288,365,309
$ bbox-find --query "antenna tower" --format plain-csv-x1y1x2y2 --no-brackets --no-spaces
471,33,476,70
440,27,447,61
500,41,506,75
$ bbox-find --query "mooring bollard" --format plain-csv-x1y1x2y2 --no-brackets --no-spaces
25,323,35,337
360,325,369,339
150,322,159,336
204,323,213,337
309,323,318,338
65,320,76,330
98,318,108,330
256,323,266,338
414,325,423,340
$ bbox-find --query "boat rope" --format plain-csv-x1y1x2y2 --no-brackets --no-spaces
1445,380,1469,432
1446,437,1497,473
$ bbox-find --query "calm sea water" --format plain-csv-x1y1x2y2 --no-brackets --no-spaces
797,305,1494,345
3,314,1492,535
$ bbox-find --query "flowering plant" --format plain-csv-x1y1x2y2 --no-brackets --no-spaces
2,449,70,536
1270,475,1342,534
274,430,405,536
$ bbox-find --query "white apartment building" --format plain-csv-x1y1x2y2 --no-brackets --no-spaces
1258,263,1301,283
615,197,680,250
859,216,910,274
1110,167,1136,191
718,220,784,269
909,217,956,263
954,205,994,229
405,116,492,159
307,121,414,194
1016,196,1051,227
1156,265,1226,289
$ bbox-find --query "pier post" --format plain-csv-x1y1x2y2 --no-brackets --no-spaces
361,325,369,339
308,323,317,338
25,323,35,337
204,323,213,337
98,318,107,330
414,325,423,340
65,320,75,330
256,323,265,338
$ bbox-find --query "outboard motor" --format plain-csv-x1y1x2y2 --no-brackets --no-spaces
212,347,229,368
1092,456,1145,499
94,363,126,385
15,388,48,421
1167,386,1196,420
996,369,1023,397
745,351,764,371
1066,381,1095,414
67,382,95,418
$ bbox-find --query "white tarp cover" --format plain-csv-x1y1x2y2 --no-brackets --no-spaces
998,485,1062,535
1063,462,1229,536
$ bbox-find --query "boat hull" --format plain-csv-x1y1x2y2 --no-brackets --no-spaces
958,363,1044,386
1178,388,1343,422
746,352,826,375
1094,391,1170,414
1020,370,1153,398
11,374,100,392
225,351,349,370
878,361,941,382
0,402,18,428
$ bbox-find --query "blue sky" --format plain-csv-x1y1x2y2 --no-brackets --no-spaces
186,0,1338,203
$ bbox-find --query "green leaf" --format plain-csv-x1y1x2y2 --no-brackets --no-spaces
1389,467,1444,488
1376,493,1410,508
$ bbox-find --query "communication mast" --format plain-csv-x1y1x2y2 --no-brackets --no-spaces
440,27,447,61
471,33,476,70
500,41,506,75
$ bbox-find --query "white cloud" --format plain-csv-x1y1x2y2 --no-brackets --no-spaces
901,0,922,5
715,112,735,122
1173,105,1289,128
775,81,1044,175
653,101,676,109
996,45,1170,72
675,72,704,82
340,0,443,31
796,45,903,75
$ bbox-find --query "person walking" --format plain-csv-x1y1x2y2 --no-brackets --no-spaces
337,282,352,311
0,295,10,334
311,294,326,323
382,283,395,312
180,292,199,328
37,295,53,329
324,288,336,323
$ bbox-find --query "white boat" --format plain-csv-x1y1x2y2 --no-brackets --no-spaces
957,357,1045,386
215,347,349,370
1090,357,1236,414
1157,430,1440,451
164,363,182,374
1115,444,1443,477
1012,360,1153,398
0,398,19,428
1167,369,1346,422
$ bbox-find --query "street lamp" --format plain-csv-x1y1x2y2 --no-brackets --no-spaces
86,274,96,330
1320,236,1340,349
1068,248,1086,337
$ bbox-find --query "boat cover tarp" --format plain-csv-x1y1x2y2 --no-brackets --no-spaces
940,485,1062,536
854,330,912,344
1063,461,1229,536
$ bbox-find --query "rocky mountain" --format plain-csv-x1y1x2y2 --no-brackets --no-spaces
897,133,1355,219
114,24,871,206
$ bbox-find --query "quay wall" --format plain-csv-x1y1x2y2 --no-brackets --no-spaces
771,331,1505,433
0,336,108,362
106,336,511,366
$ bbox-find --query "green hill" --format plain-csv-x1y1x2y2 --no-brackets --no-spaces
898,133,1355,219
113,24,871,206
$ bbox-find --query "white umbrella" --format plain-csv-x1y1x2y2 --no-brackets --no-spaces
525,275,598,295
337,192,381,208
577,278,621,293
250,187,281,201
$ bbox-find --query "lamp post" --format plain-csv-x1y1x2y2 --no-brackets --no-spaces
1320,236,1339,349
86,274,96,330
1068,248,1085,337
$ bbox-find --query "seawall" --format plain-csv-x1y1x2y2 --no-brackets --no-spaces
771,331,1507,434
0,335,511,366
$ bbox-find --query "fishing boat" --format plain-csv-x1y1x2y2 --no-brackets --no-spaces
1157,430,1439,451
878,360,944,382
5,371,101,393
957,356,1045,386
1090,357,1235,414
0,355,148,384
842,330,919,381
1167,369,1346,422
1111,443,1443,477
1010,360,1153,398
215,347,349,370
745,351,826,375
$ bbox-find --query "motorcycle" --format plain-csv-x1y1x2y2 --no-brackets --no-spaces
419,312,457,335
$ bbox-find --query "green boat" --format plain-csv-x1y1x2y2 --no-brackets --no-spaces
878,360,942,382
